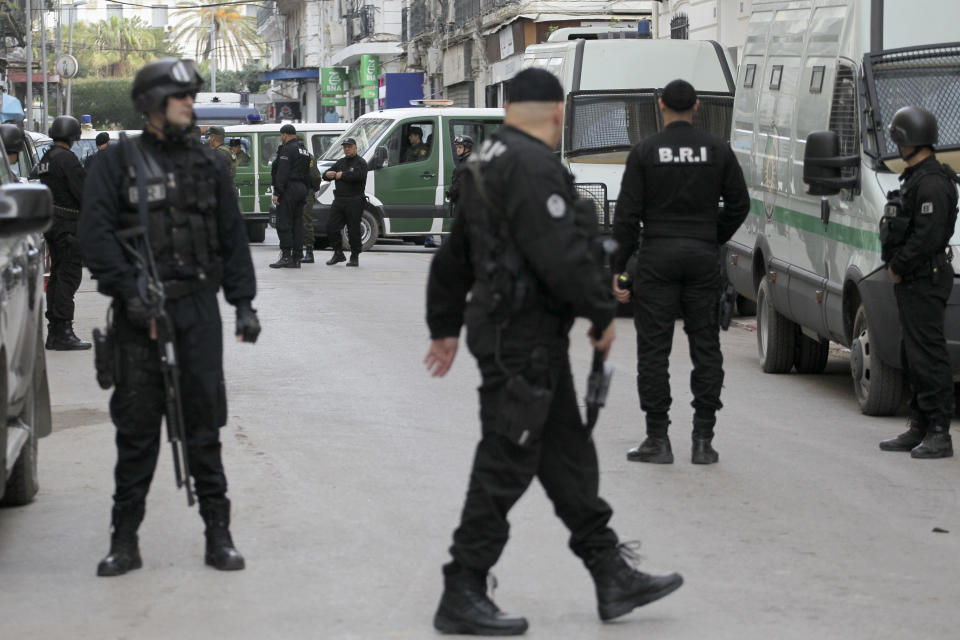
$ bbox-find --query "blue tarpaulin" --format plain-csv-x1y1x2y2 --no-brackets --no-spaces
1,93,25,123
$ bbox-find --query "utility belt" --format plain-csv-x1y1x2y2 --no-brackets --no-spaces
642,219,717,244
162,276,218,300
53,205,80,220
901,250,951,284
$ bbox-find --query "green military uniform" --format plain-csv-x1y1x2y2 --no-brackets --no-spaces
303,153,323,249
404,142,429,163
215,144,236,179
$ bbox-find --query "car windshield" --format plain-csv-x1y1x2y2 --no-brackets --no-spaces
319,118,392,161
72,139,98,162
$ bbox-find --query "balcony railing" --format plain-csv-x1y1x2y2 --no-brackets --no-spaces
346,5,376,43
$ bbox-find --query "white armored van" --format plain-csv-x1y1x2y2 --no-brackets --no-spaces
522,36,736,229
723,0,960,415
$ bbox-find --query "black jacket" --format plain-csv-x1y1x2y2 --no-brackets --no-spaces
612,121,750,272
891,156,959,277
426,125,615,350
323,155,368,198
78,131,256,305
271,138,310,198
35,144,86,211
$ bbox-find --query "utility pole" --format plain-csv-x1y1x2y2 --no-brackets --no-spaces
56,2,62,115
66,2,86,115
209,6,217,92
25,0,32,130
40,3,48,132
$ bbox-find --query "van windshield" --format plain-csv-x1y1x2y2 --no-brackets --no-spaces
564,90,733,159
320,118,392,161
865,43,960,160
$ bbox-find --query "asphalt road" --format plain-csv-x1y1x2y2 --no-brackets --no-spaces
2,232,958,639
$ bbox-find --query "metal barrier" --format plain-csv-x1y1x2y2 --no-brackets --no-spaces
574,183,611,230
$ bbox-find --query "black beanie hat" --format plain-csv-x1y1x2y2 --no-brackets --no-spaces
661,79,697,111
506,68,564,103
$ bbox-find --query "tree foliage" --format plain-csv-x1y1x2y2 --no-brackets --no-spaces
171,0,265,71
67,17,179,78
70,78,142,129
197,61,266,94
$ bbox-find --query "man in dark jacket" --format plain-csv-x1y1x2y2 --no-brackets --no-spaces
79,58,260,577
611,79,750,465
323,137,368,267
35,115,91,350
270,124,310,269
425,68,682,636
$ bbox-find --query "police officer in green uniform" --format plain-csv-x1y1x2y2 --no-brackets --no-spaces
404,126,429,163
207,126,236,179
880,106,958,459
425,68,682,636
79,58,260,576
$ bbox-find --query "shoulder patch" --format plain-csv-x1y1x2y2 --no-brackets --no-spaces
546,193,567,219
921,201,934,215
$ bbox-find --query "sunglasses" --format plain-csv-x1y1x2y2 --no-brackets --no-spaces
170,90,197,100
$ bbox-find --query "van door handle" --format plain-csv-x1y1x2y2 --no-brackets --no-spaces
820,199,831,227
420,171,437,179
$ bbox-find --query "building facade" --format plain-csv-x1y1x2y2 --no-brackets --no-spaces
652,0,753,66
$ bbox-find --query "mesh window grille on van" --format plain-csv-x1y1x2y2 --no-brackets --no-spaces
828,64,859,185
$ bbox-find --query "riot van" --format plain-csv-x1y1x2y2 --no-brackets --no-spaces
723,0,960,415
314,107,503,251
522,33,736,230
222,122,347,243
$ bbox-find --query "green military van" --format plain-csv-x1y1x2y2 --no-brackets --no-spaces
221,123,347,242
314,107,504,250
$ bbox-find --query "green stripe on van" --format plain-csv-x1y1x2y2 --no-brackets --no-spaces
750,198,881,253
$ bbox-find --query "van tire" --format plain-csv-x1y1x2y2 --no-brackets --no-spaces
756,277,796,373
2,330,46,506
850,304,903,416
342,210,379,252
246,222,266,243
795,332,829,374
736,294,757,317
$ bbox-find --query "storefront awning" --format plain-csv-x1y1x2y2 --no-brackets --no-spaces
7,72,61,83
331,42,403,67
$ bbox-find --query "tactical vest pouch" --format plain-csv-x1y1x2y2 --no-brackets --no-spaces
879,190,909,264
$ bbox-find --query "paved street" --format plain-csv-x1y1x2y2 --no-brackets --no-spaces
1,231,959,640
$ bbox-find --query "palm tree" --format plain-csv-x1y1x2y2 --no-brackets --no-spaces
170,0,265,70
69,17,177,77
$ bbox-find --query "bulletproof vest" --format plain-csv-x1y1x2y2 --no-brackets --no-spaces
904,161,960,250
117,136,222,283
287,140,311,184
34,145,81,211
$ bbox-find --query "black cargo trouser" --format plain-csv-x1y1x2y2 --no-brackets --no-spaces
44,215,83,323
277,182,307,251
303,196,316,248
109,290,229,509
633,238,724,421
327,195,364,254
895,264,955,426
448,349,618,572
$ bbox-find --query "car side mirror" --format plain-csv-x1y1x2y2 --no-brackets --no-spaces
803,130,859,196
0,182,53,237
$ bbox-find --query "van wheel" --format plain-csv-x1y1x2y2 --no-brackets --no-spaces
756,277,796,373
795,331,829,374
342,210,379,252
1,330,47,506
850,304,903,416
246,221,266,243
736,294,757,317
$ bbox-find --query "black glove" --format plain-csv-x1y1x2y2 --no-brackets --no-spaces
235,301,261,344
124,296,151,329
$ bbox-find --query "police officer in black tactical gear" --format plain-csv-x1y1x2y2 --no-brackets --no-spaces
611,79,750,466
425,68,683,637
269,123,310,269
879,106,958,459
78,58,261,576
324,137,368,267
35,115,92,350
1,123,25,176
446,134,473,215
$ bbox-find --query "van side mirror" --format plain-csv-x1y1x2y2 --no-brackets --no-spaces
371,146,389,169
803,130,859,196
0,182,53,237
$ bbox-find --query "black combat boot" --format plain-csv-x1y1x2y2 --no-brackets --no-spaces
200,498,245,571
879,417,927,452
627,416,673,463
587,544,684,622
326,250,346,266
910,423,953,459
97,502,145,577
691,414,719,464
285,249,301,269
346,252,359,267
269,249,292,269
46,321,93,351
433,563,529,636
301,247,315,263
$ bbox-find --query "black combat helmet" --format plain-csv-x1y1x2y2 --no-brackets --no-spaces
0,123,24,155
454,134,473,151
131,58,202,114
48,115,81,143
888,105,938,148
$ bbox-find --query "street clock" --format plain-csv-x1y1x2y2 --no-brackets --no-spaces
54,54,79,79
